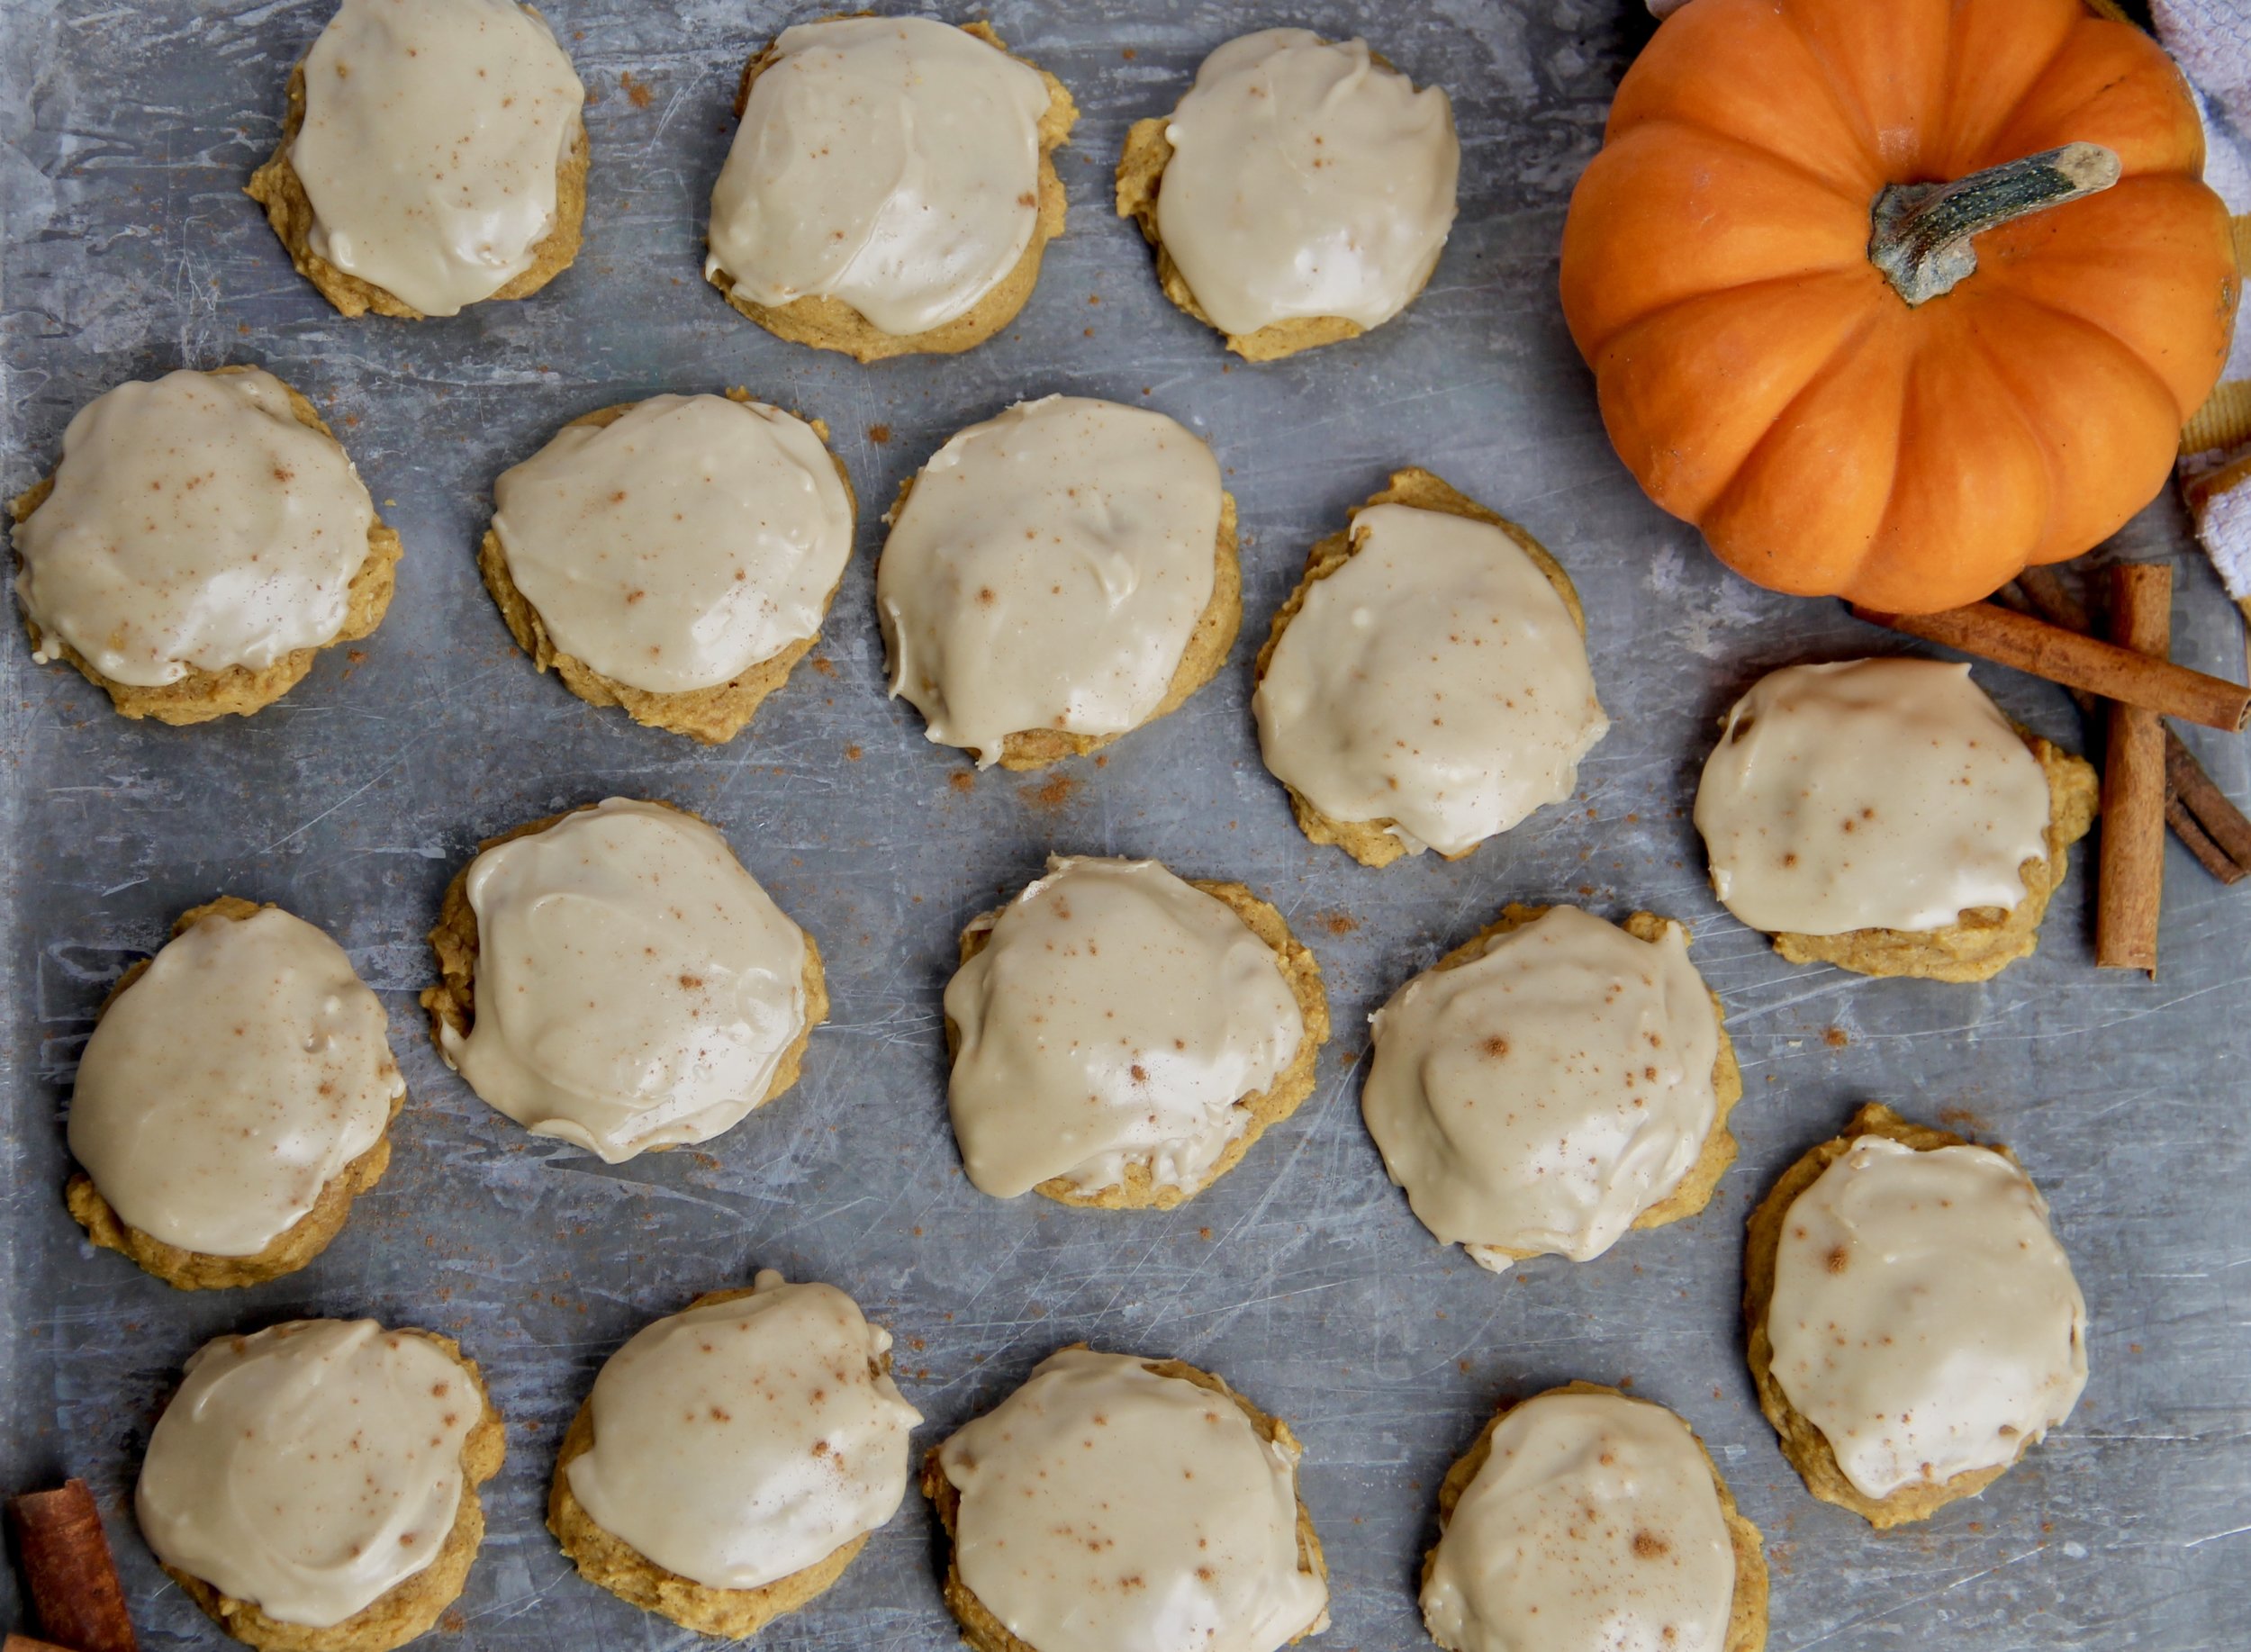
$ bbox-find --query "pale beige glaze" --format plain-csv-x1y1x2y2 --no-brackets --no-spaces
877,396,1224,765
565,1270,921,1591
945,856,1304,1199
491,393,853,693
1362,907,1720,1268
14,367,377,687
706,16,1052,335
1767,1136,2089,1502
1154,30,1457,338
1694,660,2051,935
68,906,401,1258
439,799,811,1163
934,1348,1329,1652
1253,502,1606,856
1422,1390,1737,1652
136,1321,483,1629
290,0,584,317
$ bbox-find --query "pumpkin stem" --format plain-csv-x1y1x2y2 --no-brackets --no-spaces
1869,142,2121,306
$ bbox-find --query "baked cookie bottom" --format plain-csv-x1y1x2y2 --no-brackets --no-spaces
947,876,1331,1211
67,895,402,1289
1403,903,1740,1268
1424,1379,1768,1652
706,23,1077,363
886,481,1243,772
245,62,589,320
920,1350,1328,1652
1116,117,1426,363
164,1331,506,1652
480,393,856,745
546,1286,888,1635
11,369,401,725
1255,467,1588,867
1742,1103,2048,1529
1763,739,2099,983
419,802,829,1124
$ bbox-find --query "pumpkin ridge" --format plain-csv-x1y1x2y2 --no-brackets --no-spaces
1931,0,2081,175
1771,0,1939,181
1699,308,1902,591
1984,287,2194,424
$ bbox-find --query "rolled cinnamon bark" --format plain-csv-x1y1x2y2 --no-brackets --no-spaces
2097,564,2171,974
5,1480,138,1652
1851,600,2251,732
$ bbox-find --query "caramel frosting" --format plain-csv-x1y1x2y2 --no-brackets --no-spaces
1154,30,1458,338
565,1270,921,1590
490,394,853,693
440,799,811,1162
1423,1391,1737,1652
68,905,401,1258
1695,659,2052,935
877,396,1224,764
15,368,377,688
1254,503,1606,856
1767,1135,2088,1502
944,856,1304,1199
137,1320,482,1629
1362,907,1720,1268
936,1349,1328,1652
706,16,1053,335
290,0,584,317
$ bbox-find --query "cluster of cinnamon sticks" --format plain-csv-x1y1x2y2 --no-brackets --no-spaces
1855,564,2251,978
5,1481,136,1652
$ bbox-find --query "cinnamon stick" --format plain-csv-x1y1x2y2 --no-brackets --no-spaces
6,1637,80,1652
5,1480,137,1652
2010,569,2251,881
1850,600,2251,731
2098,564,2171,973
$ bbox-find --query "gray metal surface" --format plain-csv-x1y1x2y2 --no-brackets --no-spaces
3,2,2247,1647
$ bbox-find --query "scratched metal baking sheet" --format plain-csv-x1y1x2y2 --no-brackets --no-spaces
3,1,2247,1647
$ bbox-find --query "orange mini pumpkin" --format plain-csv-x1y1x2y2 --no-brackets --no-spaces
1559,0,2239,613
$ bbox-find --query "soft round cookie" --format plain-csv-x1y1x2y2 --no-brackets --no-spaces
1253,467,1606,867
548,1270,921,1637
943,855,1330,1209
137,1319,506,1652
1116,29,1458,361
246,0,588,320
1743,1103,2089,1528
1362,904,1740,1272
65,896,403,1290
705,17,1076,362
480,391,856,744
11,366,402,724
420,798,827,1163
877,395,1239,771
1694,658,2099,982
1423,1382,1768,1652
923,1346,1329,1652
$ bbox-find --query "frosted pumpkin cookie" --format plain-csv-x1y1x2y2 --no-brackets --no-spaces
1362,905,1739,1272
1254,468,1606,867
65,897,403,1290
944,855,1329,1209
246,0,588,320
1116,30,1458,361
1423,1382,1767,1652
11,366,401,724
420,798,826,1163
137,1319,505,1652
549,1269,921,1637
481,391,855,744
1744,1103,2089,1528
1694,658,2098,982
877,395,1238,770
705,17,1075,361
923,1346,1329,1652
